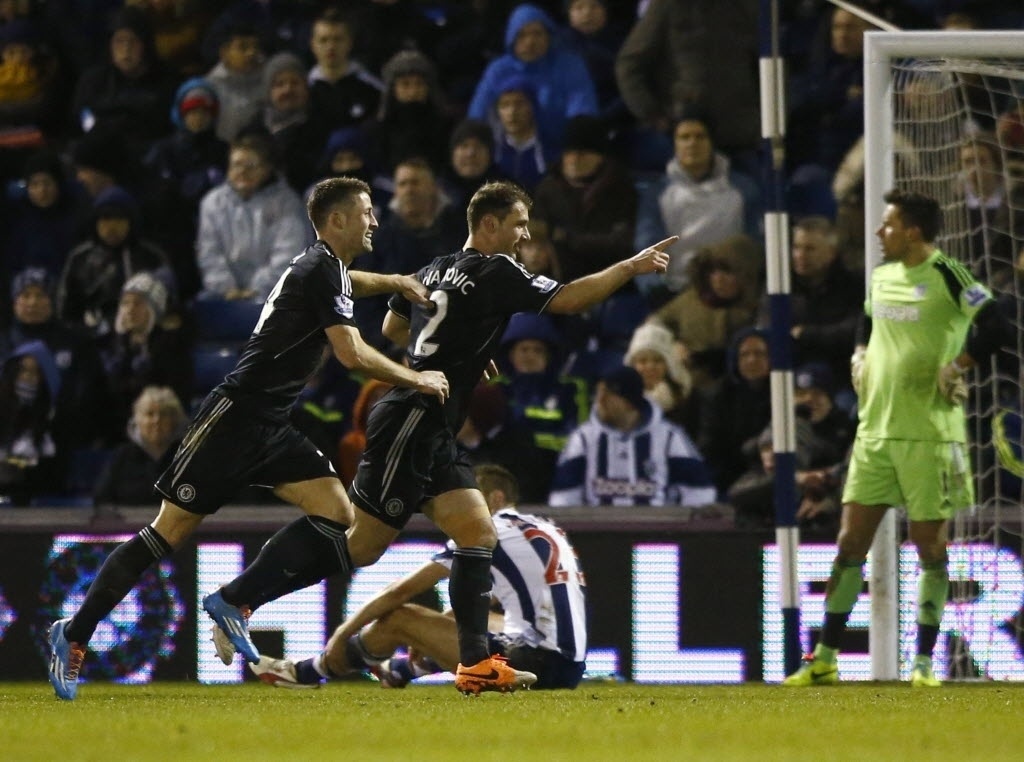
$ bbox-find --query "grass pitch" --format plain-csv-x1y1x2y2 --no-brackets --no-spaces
4,681,1024,762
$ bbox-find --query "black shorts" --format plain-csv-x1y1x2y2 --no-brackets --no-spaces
489,633,585,690
155,392,337,515
348,398,476,529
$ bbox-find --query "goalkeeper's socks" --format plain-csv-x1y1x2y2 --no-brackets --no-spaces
813,642,839,665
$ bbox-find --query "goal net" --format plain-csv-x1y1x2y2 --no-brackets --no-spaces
866,31,1024,680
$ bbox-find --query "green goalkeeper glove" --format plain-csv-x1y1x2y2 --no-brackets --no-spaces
937,361,968,406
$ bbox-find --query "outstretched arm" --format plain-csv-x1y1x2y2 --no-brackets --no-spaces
547,236,677,314
324,561,449,668
327,324,447,402
349,271,430,306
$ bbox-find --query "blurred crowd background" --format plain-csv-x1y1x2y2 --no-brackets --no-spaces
2,0,1023,525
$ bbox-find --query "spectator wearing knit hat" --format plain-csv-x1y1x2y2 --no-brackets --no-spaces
370,49,451,174
71,7,177,149
244,51,327,193
1,267,109,452
530,114,637,283
98,272,192,442
58,186,171,341
550,364,715,507
438,118,508,217
625,321,697,435
141,77,228,300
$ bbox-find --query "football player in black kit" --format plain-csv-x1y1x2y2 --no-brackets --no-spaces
47,177,450,701
308,181,675,694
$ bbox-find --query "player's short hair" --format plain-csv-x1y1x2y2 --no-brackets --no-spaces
306,176,371,230
883,188,942,242
475,463,519,505
466,181,531,232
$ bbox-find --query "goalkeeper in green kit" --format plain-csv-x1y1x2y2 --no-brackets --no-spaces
784,189,1010,688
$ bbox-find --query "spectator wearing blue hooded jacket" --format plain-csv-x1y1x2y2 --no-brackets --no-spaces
494,312,589,487
0,340,63,504
468,3,597,158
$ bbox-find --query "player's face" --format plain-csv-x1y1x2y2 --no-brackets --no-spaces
876,203,913,262
493,201,531,256
338,192,378,255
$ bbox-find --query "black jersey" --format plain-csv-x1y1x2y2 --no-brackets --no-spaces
217,240,356,420
386,249,564,431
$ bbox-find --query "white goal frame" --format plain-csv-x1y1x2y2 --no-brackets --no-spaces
864,30,1024,680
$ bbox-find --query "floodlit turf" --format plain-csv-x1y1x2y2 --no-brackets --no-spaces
4,681,1024,761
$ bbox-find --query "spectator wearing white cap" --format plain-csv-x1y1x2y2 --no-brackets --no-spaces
625,321,696,435
99,272,192,440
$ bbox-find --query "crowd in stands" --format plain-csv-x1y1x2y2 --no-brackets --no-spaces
2,0,1023,525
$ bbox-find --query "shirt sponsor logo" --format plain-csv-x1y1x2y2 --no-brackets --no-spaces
591,477,658,498
334,293,354,318
874,303,920,322
532,275,558,293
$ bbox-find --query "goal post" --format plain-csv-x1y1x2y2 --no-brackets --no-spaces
864,30,1024,681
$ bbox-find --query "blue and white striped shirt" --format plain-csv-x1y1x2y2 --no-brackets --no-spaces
433,508,587,662
549,403,716,507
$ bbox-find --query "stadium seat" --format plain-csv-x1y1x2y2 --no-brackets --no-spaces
192,345,241,398
192,299,263,343
596,291,650,351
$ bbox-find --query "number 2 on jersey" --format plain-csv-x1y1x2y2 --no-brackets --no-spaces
412,290,449,357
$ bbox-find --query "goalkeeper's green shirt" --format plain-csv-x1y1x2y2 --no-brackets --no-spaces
858,248,992,442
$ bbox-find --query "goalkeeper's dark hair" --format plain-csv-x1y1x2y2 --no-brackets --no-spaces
884,188,942,242
474,464,519,505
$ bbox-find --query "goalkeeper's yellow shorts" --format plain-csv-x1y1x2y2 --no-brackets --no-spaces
841,436,974,521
